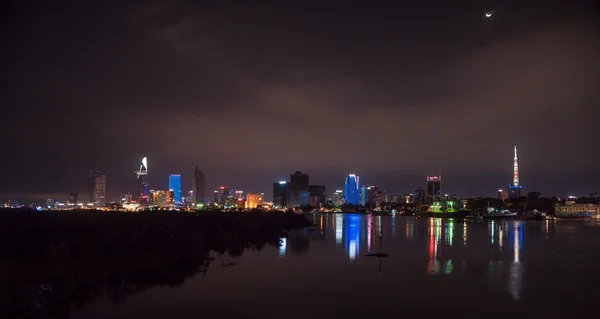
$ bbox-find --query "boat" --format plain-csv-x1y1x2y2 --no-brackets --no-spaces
482,209,517,219
556,212,593,220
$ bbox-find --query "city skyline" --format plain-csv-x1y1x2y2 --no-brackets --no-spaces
1,144,599,203
1,1,599,201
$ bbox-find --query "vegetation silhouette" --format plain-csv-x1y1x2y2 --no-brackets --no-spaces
0,208,311,318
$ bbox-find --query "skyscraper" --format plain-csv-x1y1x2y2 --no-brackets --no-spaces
169,174,181,204
135,157,149,204
344,174,360,205
192,166,205,204
309,185,326,207
508,145,523,199
289,171,310,207
89,170,106,206
273,181,289,208
245,193,264,209
426,176,441,204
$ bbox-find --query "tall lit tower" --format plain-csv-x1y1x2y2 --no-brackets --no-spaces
344,174,360,205
512,145,519,187
135,157,149,204
508,146,522,199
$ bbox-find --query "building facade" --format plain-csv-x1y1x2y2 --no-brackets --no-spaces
246,193,264,209
289,171,310,207
344,174,360,205
309,185,326,208
273,181,289,208
135,157,149,204
89,170,106,206
169,174,181,204
192,166,205,204
426,176,441,204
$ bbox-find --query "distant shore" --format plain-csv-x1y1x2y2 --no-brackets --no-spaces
0,208,311,317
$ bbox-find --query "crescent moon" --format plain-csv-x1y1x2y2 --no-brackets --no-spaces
485,13,492,18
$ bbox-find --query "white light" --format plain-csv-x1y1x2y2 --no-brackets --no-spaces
485,12,492,18
348,174,356,177
279,181,287,184
142,157,147,171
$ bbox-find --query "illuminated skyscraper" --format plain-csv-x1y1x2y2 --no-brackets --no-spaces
508,146,523,199
273,181,289,208
89,170,106,206
426,176,441,204
169,174,181,204
192,166,205,204
135,157,149,204
344,174,360,205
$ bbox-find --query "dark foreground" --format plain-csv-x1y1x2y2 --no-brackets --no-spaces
0,209,311,318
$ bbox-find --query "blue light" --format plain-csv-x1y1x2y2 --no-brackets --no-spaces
344,174,360,205
169,174,182,204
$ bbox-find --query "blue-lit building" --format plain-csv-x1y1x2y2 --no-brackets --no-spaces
344,174,360,205
169,174,182,204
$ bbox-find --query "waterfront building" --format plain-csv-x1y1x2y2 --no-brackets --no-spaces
413,187,425,205
169,174,182,204
309,185,326,207
401,194,413,204
497,189,508,201
555,201,600,216
332,190,345,207
426,176,441,204
273,181,289,208
135,157,149,204
246,193,264,209
289,171,310,207
192,166,205,204
344,174,360,205
508,146,523,199
360,186,368,206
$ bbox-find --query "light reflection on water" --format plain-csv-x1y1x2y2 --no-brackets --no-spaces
72,214,600,319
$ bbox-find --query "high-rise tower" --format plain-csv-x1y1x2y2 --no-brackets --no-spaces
169,174,181,204
192,166,205,204
512,145,519,187
135,157,149,204
344,174,360,205
508,146,523,199
89,170,106,206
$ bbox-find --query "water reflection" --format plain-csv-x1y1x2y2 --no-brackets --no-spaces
344,215,361,261
67,213,593,319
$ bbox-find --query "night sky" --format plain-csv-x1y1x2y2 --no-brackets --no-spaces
1,0,598,202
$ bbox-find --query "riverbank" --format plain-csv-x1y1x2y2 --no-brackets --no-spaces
0,208,311,318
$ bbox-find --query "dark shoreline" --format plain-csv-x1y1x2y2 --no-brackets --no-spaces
0,208,311,318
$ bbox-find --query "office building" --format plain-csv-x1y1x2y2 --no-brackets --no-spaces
89,170,106,206
246,193,264,209
413,187,425,205
497,189,508,201
215,186,229,204
192,166,205,204
309,185,326,208
68,193,78,206
273,181,289,208
426,176,441,204
169,174,182,204
135,157,149,204
289,171,310,207
332,190,345,207
150,190,166,206
344,174,360,205
360,186,368,206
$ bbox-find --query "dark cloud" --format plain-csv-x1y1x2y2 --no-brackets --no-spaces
1,0,598,201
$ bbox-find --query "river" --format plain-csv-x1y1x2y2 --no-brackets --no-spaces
71,214,600,319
